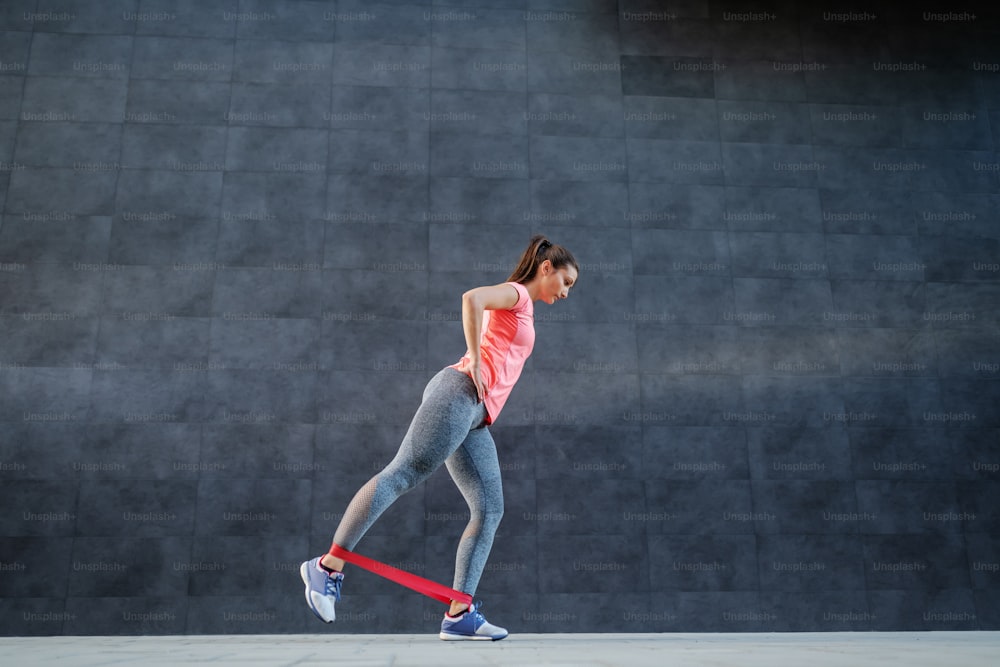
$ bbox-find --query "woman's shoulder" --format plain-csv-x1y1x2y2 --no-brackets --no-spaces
505,282,532,314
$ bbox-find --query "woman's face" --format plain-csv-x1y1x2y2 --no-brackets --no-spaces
539,261,578,304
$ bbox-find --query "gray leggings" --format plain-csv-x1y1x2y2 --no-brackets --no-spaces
332,367,503,596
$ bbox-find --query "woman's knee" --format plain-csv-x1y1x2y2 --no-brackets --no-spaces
474,506,504,534
377,466,424,498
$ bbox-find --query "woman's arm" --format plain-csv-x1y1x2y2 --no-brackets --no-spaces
460,283,520,402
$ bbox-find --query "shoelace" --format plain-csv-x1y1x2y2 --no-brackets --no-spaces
469,601,486,626
324,572,343,601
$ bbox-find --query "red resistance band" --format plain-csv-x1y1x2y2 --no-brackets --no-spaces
328,543,473,607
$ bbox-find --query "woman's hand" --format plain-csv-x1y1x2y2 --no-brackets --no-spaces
468,359,486,402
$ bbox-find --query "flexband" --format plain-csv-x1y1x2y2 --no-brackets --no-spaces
328,543,473,607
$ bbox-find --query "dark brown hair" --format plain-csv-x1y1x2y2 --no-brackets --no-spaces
506,235,578,284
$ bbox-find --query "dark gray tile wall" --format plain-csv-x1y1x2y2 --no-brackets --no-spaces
0,0,998,636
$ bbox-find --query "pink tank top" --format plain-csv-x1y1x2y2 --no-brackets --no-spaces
449,282,534,424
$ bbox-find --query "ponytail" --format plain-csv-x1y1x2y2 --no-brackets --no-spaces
506,234,578,284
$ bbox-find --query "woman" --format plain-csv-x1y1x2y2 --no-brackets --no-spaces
301,235,578,640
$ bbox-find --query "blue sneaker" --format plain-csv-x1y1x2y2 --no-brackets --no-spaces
439,602,508,641
300,556,343,623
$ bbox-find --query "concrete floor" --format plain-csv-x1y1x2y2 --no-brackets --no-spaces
1,632,998,666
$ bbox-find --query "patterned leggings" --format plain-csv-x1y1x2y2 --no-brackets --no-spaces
331,367,503,596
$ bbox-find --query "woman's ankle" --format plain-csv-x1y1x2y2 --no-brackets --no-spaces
320,555,344,572
447,603,469,617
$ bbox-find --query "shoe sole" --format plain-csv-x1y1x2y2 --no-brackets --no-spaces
300,562,334,623
439,632,506,641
